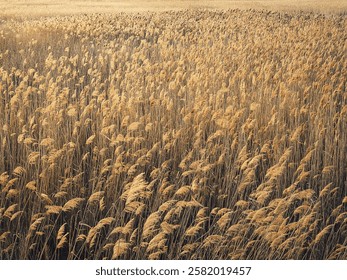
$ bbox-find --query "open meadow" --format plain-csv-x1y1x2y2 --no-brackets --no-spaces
0,1,347,259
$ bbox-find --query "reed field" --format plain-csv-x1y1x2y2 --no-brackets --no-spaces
0,2,347,260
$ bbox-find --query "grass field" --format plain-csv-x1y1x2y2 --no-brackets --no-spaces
0,1,346,260
1,0,347,15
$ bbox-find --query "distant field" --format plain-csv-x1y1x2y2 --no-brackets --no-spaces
0,0,347,16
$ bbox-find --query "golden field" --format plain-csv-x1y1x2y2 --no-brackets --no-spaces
0,2,347,260
1,0,347,15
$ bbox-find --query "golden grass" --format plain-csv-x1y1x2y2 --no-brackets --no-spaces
1,1,347,16
0,8,346,260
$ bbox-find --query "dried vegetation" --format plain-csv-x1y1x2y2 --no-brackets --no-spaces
0,9,346,259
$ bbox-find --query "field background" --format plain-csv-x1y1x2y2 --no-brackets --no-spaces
1,0,347,260
1,0,347,15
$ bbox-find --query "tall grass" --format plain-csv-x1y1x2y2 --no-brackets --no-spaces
0,9,346,259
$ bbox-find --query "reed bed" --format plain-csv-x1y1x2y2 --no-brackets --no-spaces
0,9,346,259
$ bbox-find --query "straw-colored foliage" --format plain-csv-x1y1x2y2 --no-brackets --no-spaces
0,8,346,259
